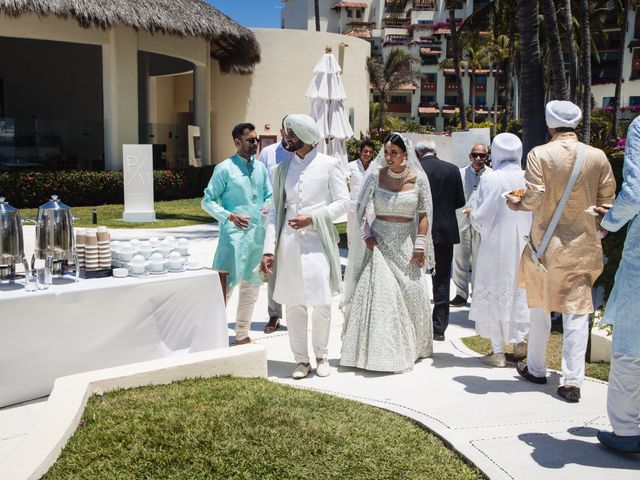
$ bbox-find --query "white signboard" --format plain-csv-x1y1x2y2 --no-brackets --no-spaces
404,129,491,168
122,144,156,222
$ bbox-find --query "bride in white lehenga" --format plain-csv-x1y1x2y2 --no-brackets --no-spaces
340,133,435,373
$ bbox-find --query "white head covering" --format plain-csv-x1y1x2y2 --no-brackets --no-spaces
545,100,582,129
490,133,522,169
284,114,321,146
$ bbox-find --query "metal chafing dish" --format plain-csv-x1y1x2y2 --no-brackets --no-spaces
0,197,29,281
32,195,79,280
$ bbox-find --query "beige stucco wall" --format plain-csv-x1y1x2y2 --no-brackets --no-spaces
210,28,371,164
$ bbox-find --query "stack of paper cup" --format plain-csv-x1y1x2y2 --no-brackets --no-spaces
75,228,86,270
84,228,99,271
97,226,111,269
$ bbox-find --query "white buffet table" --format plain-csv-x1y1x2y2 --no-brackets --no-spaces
0,269,228,408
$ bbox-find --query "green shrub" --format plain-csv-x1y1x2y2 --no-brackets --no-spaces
0,166,215,208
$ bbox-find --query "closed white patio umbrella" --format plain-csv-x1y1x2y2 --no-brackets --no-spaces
306,50,354,174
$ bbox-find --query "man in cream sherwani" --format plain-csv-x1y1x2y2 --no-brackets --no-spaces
261,114,350,379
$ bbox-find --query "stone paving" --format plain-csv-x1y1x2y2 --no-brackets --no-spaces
1,223,639,478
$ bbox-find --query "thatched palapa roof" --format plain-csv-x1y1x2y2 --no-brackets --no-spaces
0,0,260,74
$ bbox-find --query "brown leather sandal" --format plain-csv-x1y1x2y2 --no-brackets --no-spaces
264,316,280,334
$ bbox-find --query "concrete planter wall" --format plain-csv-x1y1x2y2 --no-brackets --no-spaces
590,327,612,363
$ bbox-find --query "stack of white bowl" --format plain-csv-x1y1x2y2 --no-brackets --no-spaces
110,237,190,274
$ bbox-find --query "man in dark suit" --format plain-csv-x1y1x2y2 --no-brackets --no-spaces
416,140,465,341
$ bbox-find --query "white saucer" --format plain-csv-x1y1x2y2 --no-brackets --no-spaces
129,271,149,277
149,270,167,276
167,266,186,273
186,264,203,271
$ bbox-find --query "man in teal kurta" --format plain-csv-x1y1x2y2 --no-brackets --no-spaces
202,123,271,345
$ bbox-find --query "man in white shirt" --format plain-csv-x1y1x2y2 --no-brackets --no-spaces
258,118,294,334
261,114,349,380
451,144,491,307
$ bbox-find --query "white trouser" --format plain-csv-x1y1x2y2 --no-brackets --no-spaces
527,308,589,387
452,227,481,299
491,337,504,354
267,259,282,318
286,304,331,364
226,281,261,341
607,353,640,436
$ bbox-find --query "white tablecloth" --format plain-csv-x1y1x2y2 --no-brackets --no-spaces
0,269,228,407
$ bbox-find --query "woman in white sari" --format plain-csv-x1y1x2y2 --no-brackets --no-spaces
340,133,435,373
469,133,532,367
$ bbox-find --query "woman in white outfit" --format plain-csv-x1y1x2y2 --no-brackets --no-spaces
341,133,435,373
469,133,532,367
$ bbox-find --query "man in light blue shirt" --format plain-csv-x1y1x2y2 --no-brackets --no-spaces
202,123,271,345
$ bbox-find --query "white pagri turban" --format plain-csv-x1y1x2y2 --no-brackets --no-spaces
490,132,522,168
284,114,321,146
545,100,582,129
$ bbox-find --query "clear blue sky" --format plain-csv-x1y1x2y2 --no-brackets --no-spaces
207,1,282,28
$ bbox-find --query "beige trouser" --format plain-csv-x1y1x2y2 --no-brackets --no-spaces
286,304,331,364
607,354,640,436
226,280,261,341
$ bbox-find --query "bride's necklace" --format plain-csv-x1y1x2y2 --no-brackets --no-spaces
387,166,409,180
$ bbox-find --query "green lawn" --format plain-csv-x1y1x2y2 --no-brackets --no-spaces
43,377,483,480
462,332,610,382
21,197,214,229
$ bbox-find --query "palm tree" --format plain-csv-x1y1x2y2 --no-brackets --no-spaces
518,0,547,161
561,0,580,103
580,0,592,143
540,0,570,100
448,0,467,129
459,30,491,127
484,30,510,135
367,48,422,128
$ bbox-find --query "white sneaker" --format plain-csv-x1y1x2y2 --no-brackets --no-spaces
291,363,310,379
481,352,507,368
512,340,528,360
315,358,331,377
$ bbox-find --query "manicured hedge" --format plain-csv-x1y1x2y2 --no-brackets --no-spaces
0,166,215,208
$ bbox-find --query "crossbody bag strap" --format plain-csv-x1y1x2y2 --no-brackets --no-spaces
534,142,587,261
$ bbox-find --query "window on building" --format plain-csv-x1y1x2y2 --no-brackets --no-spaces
421,95,436,103
632,49,640,80
390,95,409,104
635,7,640,39
356,9,362,19
603,97,615,108
347,9,353,18
474,96,486,106
630,96,640,106
445,95,458,105
425,73,437,83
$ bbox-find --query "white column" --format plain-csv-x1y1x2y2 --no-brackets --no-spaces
194,55,211,166
102,26,139,170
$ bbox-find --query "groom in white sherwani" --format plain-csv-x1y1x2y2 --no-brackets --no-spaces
261,114,350,379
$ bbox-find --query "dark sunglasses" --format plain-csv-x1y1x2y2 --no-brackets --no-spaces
245,137,259,144
471,152,488,159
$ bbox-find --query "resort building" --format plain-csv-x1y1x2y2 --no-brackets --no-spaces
591,8,640,113
282,0,640,131
0,1,370,170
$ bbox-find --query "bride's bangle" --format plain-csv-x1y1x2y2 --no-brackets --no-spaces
414,234,426,251
361,222,372,240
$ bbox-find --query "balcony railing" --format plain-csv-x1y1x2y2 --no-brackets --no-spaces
385,103,412,113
